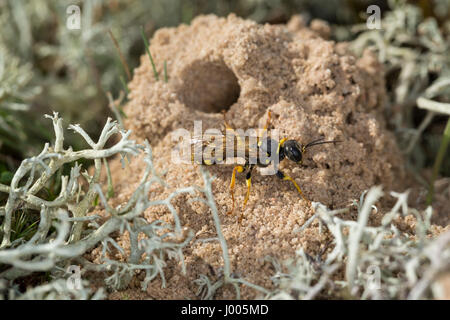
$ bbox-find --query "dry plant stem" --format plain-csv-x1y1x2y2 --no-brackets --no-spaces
108,29,132,81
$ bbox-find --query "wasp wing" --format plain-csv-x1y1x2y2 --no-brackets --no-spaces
185,132,261,165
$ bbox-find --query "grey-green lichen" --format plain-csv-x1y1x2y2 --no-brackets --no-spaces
266,189,449,300
0,114,448,300
0,114,194,297
0,0,449,300
349,0,450,178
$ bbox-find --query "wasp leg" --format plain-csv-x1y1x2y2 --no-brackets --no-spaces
276,170,310,203
258,111,272,146
222,110,234,131
261,110,272,135
265,110,272,130
227,165,245,215
277,137,287,155
243,165,255,206
222,111,245,152
239,165,255,222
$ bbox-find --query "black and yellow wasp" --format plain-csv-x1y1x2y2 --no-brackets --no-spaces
189,111,339,221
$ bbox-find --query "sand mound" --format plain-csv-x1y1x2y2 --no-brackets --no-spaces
103,14,410,299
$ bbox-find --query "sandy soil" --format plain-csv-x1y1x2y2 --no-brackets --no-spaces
89,14,449,299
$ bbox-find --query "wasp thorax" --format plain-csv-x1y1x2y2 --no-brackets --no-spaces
283,140,303,163
258,137,284,164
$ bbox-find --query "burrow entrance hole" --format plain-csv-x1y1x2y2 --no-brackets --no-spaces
174,60,240,113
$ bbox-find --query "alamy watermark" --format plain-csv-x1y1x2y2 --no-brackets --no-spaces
66,5,81,30
366,264,381,291
366,5,382,30
66,265,82,290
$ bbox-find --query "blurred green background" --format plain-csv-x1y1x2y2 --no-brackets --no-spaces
0,0,449,189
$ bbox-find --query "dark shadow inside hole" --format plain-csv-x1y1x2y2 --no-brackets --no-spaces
174,60,240,113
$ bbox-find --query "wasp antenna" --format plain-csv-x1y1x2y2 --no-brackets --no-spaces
305,139,341,149
305,137,325,147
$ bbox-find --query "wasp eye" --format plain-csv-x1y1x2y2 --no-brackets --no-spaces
283,140,302,163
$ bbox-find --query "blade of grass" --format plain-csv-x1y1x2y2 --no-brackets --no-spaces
140,27,159,81
163,60,168,83
103,158,114,199
426,117,450,205
119,75,130,95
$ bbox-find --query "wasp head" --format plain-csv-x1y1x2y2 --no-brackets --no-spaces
282,138,340,164
282,140,303,163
